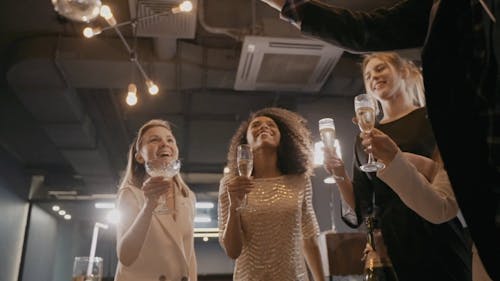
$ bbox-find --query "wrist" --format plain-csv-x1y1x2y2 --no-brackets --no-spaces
143,201,156,214
229,204,240,213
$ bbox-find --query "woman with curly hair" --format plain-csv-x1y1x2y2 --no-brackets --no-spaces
218,107,326,281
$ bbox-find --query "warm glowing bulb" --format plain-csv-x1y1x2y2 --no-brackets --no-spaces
172,0,192,13
126,91,138,106
146,80,159,95
127,83,137,95
99,5,112,19
100,5,116,25
58,210,66,216
180,1,193,12
64,214,72,220
83,26,101,38
203,236,209,242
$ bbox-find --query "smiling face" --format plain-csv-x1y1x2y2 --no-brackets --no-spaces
135,126,178,164
363,57,405,102
246,116,281,150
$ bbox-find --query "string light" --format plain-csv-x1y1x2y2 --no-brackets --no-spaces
99,5,116,26
79,1,194,105
83,27,102,38
146,80,159,95
172,1,193,13
126,83,138,106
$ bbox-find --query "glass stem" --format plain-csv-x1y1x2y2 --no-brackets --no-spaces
368,152,375,164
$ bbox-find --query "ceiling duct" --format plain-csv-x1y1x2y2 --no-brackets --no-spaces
128,0,197,38
234,36,343,92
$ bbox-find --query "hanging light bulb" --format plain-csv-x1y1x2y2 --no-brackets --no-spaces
100,5,116,26
146,80,159,95
83,26,102,38
52,0,102,22
126,83,138,106
172,0,193,13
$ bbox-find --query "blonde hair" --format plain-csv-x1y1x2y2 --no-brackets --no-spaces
119,119,189,197
362,52,425,108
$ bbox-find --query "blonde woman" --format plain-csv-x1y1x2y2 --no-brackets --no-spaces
324,53,472,281
114,119,197,281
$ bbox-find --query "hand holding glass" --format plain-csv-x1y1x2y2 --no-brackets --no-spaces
145,158,181,214
72,256,102,281
236,144,254,212
354,94,385,172
318,118,345,182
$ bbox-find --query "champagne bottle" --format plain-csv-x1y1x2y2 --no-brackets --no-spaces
363,216,399,281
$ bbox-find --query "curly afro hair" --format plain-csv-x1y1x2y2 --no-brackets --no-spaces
226,107,314,177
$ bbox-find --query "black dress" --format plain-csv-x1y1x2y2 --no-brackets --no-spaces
344,108,471,281
297,0,499,277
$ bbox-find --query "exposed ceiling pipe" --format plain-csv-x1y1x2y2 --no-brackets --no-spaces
197,0,247,41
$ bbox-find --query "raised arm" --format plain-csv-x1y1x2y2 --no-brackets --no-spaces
362,129,459,223
301,177,326,281
116,177,171,266
323,145,355,210
218,176,253,259
262,0,433,53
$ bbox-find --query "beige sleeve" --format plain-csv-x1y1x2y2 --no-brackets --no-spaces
377,151,459,224
116,187,141,241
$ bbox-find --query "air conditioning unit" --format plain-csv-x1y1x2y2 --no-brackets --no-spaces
234,36,343,92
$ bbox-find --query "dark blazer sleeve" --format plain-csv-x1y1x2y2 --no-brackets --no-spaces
300,0,434,53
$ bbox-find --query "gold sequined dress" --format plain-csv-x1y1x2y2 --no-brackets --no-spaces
218,174,320,281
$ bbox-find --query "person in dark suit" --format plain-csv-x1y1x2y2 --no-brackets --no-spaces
260,0,499,279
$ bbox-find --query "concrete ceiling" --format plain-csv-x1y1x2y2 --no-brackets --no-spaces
1,0,407,208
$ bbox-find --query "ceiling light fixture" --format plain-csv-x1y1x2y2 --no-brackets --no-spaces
75,1,194,106
52,0,102,22
94,202,115,209
195,202,215,209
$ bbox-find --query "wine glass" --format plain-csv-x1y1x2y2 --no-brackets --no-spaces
236,144,254,212
145,158,181,214
318,118,345,182
354,94,385,172
72,256,103,281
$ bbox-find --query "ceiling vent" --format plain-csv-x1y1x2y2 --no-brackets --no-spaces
234,36,343,92
129,0,197,38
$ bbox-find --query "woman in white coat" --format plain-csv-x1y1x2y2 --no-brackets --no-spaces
114,119,197,281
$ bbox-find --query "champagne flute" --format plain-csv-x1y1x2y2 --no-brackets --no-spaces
145,158,181,214
354,94,385,172
72,256,103,281
318,118,344,181
236,144,254,212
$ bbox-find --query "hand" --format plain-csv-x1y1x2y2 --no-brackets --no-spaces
260,0,286,11
141,176,173,210
226,176,254,209
361,243,375,262
360,128,399,165
323,146,346,180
